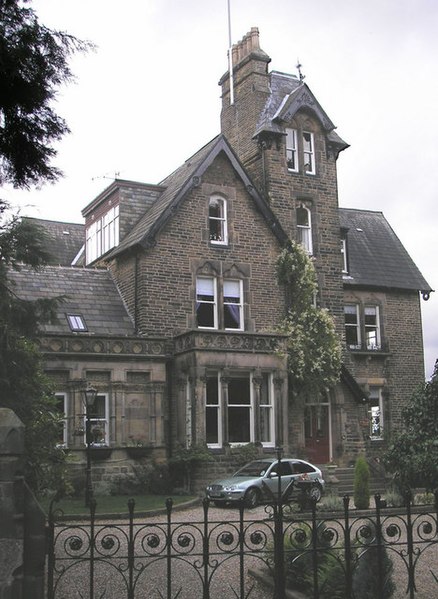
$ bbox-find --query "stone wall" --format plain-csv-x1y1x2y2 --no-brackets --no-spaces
0,409,46,599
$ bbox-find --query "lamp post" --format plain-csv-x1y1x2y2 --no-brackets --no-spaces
82,383,97,507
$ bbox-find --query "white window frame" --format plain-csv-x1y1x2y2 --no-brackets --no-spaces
223,279,243,331
364,306,381,350
296,205,313,255
344,304,361,349
286,128,298,172
55,392,67,447
259,373,275,447
369,386,384,439
85,205,119,264
206,374,222,448
84,393,109,447
341,238,348,273
196,276,218,329
208,196,228,245
303,131,315,175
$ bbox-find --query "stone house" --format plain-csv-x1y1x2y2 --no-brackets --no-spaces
10,28,432,488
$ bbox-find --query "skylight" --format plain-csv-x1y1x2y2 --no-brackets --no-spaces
66,314,87,332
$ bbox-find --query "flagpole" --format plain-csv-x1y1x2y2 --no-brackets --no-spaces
227,0,234,105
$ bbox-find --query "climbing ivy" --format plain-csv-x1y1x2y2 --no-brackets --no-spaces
276,242,341,398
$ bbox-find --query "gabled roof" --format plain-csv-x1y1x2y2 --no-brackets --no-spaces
340,208,432,296
110,134,288,257
254,72,348,152
8,265,135,336
23,217,84,266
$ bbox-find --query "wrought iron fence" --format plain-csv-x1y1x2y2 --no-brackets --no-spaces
47,491,438,599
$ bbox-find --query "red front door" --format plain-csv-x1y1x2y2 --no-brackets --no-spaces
304,404,330,464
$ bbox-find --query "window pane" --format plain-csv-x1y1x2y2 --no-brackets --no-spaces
228,377,251,443
286,128,298,171
223,280,242,329
196,277,216,328
296,207,309,227
209,197,227,243
206,376,220,444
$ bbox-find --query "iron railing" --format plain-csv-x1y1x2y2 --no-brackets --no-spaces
46,488,438,599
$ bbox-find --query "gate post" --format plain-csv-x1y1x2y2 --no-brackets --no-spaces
0,408,46,599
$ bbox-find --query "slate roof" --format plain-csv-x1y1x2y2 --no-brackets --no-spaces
254,72,348,152
110,134,288,258
8,265,135,336
340,208,432,295
23,217,85,266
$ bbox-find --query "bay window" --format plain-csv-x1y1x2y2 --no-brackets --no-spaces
205,372,274,448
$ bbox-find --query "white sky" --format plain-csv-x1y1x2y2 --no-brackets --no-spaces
5,0,437,379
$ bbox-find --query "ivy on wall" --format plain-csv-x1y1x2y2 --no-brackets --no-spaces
276,241,341,398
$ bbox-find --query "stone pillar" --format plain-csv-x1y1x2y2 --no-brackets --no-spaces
0,408,46,599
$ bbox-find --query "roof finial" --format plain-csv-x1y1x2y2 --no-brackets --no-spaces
296,58,305,83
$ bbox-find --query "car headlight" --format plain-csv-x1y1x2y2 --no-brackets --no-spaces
223,485,238,492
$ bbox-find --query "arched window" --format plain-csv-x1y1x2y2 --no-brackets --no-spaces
208,196,228,244
296,205,313,254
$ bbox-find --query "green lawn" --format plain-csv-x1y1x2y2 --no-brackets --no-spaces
38,494,198,516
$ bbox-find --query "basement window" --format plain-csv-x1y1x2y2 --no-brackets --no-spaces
66,314,88,332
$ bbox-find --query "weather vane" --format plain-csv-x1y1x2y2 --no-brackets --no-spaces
296,59,305,82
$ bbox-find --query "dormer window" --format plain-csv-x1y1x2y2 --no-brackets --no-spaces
85,205,119,264
208,196,228,245
296,205,313,254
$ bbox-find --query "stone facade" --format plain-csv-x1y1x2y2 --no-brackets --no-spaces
10,28,431,488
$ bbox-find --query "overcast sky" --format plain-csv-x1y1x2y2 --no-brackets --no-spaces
6,0,437,378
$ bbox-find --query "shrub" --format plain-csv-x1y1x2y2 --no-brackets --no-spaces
354,457,370,509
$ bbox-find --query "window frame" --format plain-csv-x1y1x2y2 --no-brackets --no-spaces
303,131,316,175
85,205,119,264
364,305,381,350
196,276,218,329
205,372,275,449
341,237,348,273
369,386,384,439
296,205,313,255
84,393,109,447
66,313,88,332
208,196,228,245
286,128,298,172
344,304,361,349
259,373,275,447
223,279,244,331
55,392,68,447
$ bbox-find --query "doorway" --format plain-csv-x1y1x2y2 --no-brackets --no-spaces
304,403,330,463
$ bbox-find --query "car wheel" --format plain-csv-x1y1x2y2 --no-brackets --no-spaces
244,487,261,508
307,483,322,503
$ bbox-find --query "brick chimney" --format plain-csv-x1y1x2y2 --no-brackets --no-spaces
219,27,271,170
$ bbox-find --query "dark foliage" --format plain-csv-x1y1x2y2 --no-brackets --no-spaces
0,0,92,187
384,363,438,493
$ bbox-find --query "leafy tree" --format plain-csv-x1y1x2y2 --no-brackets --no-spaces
0,1,89,493
0,0,92,187
169,443,213,493
384,363,438,493
276,241,341,398
0,202,67,492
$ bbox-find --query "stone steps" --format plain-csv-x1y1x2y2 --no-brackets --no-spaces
322,466,388,496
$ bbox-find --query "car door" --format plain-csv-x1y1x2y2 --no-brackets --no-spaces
263,460,294,499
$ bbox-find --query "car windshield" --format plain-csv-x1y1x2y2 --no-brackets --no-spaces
234,461,271,477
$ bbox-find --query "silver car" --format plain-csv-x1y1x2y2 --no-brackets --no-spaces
206,458,325,508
